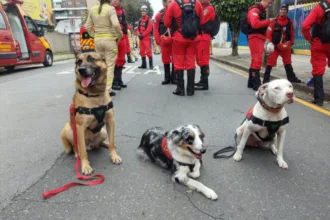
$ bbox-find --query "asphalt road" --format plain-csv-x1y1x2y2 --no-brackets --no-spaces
0,55,329,220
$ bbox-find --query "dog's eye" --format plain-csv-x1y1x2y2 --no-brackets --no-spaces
274,87,281,90
185,136,194,145
76,59,82,66
87,56,95,62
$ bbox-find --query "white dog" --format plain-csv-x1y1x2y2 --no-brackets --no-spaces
233,79,294,169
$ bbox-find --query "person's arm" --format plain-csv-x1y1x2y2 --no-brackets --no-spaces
109,6,123,40
200,5,215,25
265,21,275,42
290,19,295,45
85,9,94,38
248,8,270,29
302,7,319,42
164,2,173,28
154,13,161,45
142,18,153,37
196,1,204,26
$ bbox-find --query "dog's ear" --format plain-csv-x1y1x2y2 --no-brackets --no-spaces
256,83,269,97
193,124,205,139
169,129,181,143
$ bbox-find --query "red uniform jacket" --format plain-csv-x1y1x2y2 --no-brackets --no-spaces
199,0,215,41
112,4,127,34
154,10,164,45
302,0,330,42
136,15,153,38
266,16,294,45
247,3,270,39
163,0,204,42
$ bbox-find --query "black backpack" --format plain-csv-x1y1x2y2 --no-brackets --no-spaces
138,17,153,36
175,0,200,40
201,3,220,38
319,0,330,43
240,3,264,35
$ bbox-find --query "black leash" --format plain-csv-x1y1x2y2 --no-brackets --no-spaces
213,133,237,159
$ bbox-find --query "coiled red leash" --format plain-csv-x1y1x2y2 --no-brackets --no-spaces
42,104,104,199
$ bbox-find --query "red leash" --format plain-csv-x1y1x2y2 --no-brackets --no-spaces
42,104,104,199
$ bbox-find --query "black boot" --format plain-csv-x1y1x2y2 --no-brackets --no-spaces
195,65,209,90
173,70,185,96
127,53,134,63
263,65,272,84
284,64,302,83
112,66,121,90
312,75,324,106
187,69,195,96
138,57,147,69
162,64,171,85
118,66,127,88
171,63,177,84
247,68,253,88
109,91,116,97
251,69,261,91
149,57,154,69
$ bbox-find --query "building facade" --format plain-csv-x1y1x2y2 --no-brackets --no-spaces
53,0,87,22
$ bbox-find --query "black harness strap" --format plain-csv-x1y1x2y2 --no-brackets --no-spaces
78,89,100,98
75,101,114,134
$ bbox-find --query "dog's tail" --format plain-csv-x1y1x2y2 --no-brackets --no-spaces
136,137,151,161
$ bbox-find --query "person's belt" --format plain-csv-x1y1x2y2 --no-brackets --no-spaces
94,33,116,40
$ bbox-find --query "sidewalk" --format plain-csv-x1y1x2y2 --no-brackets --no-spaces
53,53,74,62
211,48,330,101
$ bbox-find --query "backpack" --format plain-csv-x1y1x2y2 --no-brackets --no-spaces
240,3,265,35
175,0,200,40
319,0,330,43
201,3,220,38
138,17,153,36
272,17,292,45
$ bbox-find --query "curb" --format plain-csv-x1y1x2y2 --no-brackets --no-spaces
54,57,74,62
211,56,330,101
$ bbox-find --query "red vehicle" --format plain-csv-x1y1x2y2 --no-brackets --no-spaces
0,0,53,71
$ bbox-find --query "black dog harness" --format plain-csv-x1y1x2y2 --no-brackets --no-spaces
75,90,113,133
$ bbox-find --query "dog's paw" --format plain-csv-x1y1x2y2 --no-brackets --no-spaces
110,153,122,164
270,145,278,155
277,158,288,169
81,161,94,175
233,152,242,161
204,189,218,201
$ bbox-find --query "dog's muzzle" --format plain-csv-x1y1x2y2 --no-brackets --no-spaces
78,65,100,88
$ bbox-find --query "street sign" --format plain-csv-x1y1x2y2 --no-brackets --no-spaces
70,18,75,27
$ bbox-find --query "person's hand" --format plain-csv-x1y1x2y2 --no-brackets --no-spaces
269,18,275,22
138,34,143,40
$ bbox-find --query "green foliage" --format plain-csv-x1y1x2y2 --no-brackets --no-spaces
122,0,154,25
211,0,255,31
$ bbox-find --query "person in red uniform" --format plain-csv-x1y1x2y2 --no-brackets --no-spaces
302,0,330,106
247,0,274,91
137,5,154,69
111,0,127,90
164,0,204,96
126,24,134,63
263,4,301,84
194,0,215,91
154,0,176,85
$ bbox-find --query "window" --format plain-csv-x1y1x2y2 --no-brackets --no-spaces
0,12,7,29
24,16,38,36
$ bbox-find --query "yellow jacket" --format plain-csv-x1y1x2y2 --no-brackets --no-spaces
85,3,123,41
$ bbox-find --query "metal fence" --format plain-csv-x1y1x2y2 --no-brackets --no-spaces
287,2,318,50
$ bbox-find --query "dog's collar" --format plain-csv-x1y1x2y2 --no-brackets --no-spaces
162,137,173,160
77,89,100,98
257,95,283,113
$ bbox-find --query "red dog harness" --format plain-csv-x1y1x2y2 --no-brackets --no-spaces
161,137,172,160
42,104,105,199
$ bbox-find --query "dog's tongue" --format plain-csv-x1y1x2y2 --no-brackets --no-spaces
81,77,92,88
195,154,202,159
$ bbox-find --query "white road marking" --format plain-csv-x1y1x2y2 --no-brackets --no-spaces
144,66,161,75
56,70,74,75
126,65,141,74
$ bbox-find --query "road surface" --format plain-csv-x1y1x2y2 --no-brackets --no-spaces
0,55,329,220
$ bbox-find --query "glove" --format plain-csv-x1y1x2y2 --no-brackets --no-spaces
138,34,143,40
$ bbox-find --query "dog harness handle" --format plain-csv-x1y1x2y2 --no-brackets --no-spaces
42,104,105,199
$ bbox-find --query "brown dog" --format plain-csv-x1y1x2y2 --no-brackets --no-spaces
60,52,122,175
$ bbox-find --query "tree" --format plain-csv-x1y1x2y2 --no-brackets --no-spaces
211,0,255,56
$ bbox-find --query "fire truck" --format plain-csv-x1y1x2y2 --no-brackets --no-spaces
80,25,95,53
0,0,53,71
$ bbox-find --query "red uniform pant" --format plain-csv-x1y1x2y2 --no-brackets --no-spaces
248,36,266,70
172,40,197,70
266,48,291,67
115,37,126,67
125,35,130,53
160,43,172,65
139,37,152,58
196,36,211,67
310,40,330,76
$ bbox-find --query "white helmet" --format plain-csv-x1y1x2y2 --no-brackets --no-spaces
264,42,275,54
141,5,148,12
